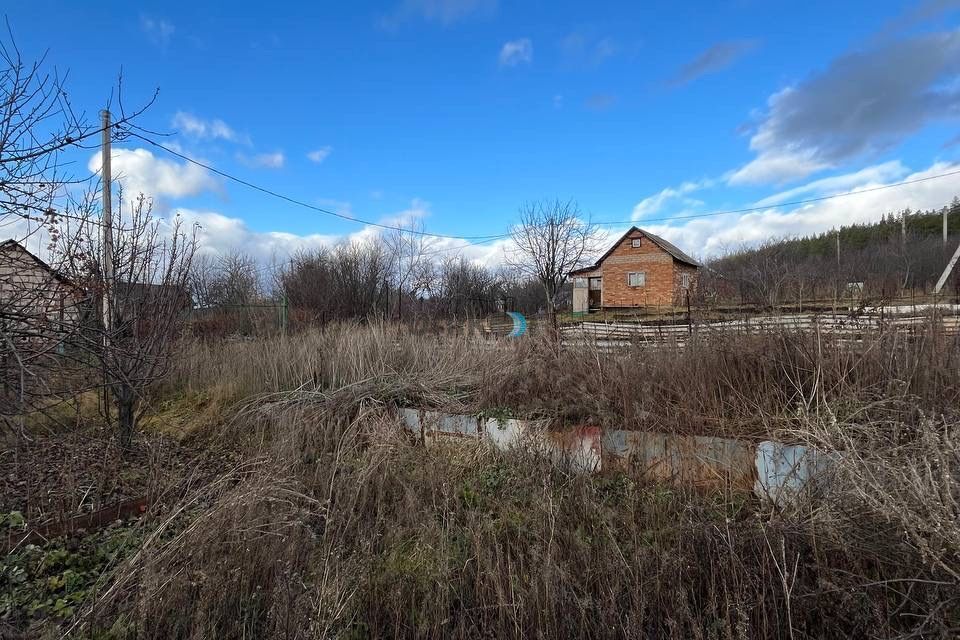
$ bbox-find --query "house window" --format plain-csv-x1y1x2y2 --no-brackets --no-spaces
627,272,645,287
574,277,587,288
681,272,691,289
588,277,602,291
631,238,642,248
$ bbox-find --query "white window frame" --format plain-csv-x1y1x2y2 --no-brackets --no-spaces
681,272,691,289
627,272,646,287
631,238,642,248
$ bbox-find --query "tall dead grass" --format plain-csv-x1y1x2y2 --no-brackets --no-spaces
166,320,960,438
75,321,960,638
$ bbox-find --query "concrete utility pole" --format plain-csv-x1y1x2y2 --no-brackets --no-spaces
933,240,960,295
100,109,113,338
945,207,950,247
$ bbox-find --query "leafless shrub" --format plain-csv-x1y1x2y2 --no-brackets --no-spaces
508,199,601,325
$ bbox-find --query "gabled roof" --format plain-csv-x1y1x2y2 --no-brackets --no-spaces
0,239,78,288
570,226,701,275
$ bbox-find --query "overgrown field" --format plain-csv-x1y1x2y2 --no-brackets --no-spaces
2,323,958,638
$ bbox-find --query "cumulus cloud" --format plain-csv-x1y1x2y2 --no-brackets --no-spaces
669,39,758,86
753,161,909,207
307,146,333,163
499,38,533,67
632,180,712,220
380,0,496,29
237,151,285,169
730,29,960,185
174,209,341,262
728,145,832,186
172,111,247,144
645,161,960,258
174,199,510,269
140,15,175,47
88,148,219,201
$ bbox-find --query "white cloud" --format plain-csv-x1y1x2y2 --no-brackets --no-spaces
172,111,247,144
753,161,909,207
499,38,533,67
140,15,175,47
645,161,960,259
632,180,712,219
87,148,219,201
174,209,341,262
307,147,333,163
237,151,285,169
728,146,833,186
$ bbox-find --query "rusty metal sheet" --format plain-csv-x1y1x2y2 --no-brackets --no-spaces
545,426,602,473
601,430,756,491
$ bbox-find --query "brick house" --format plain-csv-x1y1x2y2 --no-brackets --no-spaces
0,240,86,342
570,227,701,312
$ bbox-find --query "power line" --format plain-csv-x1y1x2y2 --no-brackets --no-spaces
130,131,960,246
130,133,512,242
593,168,960,227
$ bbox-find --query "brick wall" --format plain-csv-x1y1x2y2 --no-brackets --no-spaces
597,229,675,307
672,263,699,307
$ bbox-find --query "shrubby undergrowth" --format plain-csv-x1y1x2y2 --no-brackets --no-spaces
17,323,960,638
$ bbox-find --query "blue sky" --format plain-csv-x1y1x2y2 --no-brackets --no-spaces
6,0,960,262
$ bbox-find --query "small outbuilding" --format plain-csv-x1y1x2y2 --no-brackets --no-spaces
0,239,85,343
570,226,701,312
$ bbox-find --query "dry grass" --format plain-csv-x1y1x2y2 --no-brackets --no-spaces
37,322,960,638
165,320,960,438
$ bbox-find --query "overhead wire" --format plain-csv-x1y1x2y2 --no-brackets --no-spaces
591,168,960,226
126,132,960,247
130,132,511,242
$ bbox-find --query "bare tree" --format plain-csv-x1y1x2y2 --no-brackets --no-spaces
432,254,503,319
384,219,437,321
507,199,600,325
63,194,196,446
279,242,391,325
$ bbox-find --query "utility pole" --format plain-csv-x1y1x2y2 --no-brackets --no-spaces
100,109,113,418
945,207,949,247
835,229,841,303
100,109,113,336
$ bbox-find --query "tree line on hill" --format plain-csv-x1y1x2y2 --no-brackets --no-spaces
701,197,960,308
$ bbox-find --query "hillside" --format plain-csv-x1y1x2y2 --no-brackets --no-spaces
705,197,960,305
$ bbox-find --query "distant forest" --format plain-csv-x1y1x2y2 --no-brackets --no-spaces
703,196,960,306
